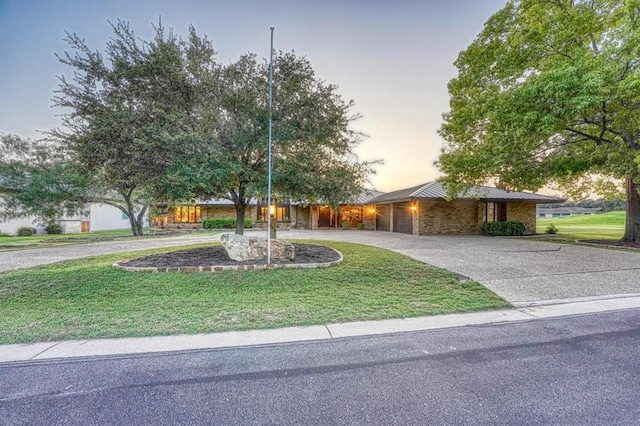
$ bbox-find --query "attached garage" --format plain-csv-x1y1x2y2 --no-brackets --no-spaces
393,203,413,234
375,204,390,231
367,181,564,236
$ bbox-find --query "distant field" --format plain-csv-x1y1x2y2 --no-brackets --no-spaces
537,211,625,240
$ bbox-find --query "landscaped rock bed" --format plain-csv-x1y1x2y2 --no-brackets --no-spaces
114,243,343,272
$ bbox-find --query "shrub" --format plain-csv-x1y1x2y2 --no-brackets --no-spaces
545,224,558,234
342,221,351,230
45,223,63,234
203,218,253,229
203,218,234,229
481,221,526,236
357,223,365,230
17,227,37,237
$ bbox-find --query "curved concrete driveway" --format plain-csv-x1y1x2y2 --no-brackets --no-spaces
274,230,640,305
2,230,639,305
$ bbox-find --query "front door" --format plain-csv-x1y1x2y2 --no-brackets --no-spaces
318,206,334,227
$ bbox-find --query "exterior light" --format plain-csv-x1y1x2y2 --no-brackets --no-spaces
269,205,276,216
411,204,417,212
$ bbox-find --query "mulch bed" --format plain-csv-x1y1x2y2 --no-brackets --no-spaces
118,243,340,268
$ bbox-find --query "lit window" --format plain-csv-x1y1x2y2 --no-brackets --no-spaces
259,206,289,221
174,206,201,223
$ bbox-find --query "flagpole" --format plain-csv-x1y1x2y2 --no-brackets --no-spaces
267,27,274,264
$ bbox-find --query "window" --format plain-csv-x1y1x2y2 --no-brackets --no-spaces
174,206,201,223
258,205,290,222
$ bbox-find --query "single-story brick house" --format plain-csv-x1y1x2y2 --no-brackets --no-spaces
158,189,385,230
367,181,563,235
157,182,562,235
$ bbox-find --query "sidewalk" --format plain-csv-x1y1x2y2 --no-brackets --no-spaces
2,293,639,363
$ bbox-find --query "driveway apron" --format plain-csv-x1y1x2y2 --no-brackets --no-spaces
275,230,640,304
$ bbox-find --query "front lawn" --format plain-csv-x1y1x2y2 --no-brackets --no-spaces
536,211,625,240
0,241,510,344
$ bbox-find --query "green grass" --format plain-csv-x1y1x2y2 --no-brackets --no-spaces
0,228,144,249
0,228,222,251
536,211,625,240
0,241,510,344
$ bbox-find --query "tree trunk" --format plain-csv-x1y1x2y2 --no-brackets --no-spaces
235,203,246,235
123,193,143,236
135,206,148,237
623,177,640,243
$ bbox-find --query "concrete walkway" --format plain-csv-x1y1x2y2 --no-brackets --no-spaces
2,229,640,363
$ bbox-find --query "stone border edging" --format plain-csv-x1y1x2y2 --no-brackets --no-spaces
575,240,640,251
112,245,343,273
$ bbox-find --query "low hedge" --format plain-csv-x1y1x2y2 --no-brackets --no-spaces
17,227,38,237
203,218,253,229
45,223,63,234
481,221,526,236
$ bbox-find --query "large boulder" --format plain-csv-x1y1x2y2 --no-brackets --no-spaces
220,233,295,262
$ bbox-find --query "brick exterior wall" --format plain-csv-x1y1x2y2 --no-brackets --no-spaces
293,206,311,229
310,207,318,229
362,205,376,230
506,202,537,235
417,200,481,235
161,200,538,234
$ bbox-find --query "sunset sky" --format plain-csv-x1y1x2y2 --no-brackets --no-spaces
0,0,506,192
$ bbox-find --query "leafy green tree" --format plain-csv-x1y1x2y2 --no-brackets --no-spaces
438,0,640,242
51,20,195,235
166,48,373,235
0,134,88,225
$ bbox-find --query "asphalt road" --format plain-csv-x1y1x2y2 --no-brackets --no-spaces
2,309,639,425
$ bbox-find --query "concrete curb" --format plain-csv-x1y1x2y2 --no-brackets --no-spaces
2,295,639,364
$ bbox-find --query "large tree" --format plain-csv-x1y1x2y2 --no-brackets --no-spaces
438,0,640,242
164,47,373,235
51,20,195,235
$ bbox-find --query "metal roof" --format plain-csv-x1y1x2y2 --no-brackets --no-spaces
344,188,386,204
369,181,564,204
195,188,386,207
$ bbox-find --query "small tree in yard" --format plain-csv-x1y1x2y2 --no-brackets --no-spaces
438,0,640,242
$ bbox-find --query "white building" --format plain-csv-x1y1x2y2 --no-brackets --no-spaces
0,201,146,235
